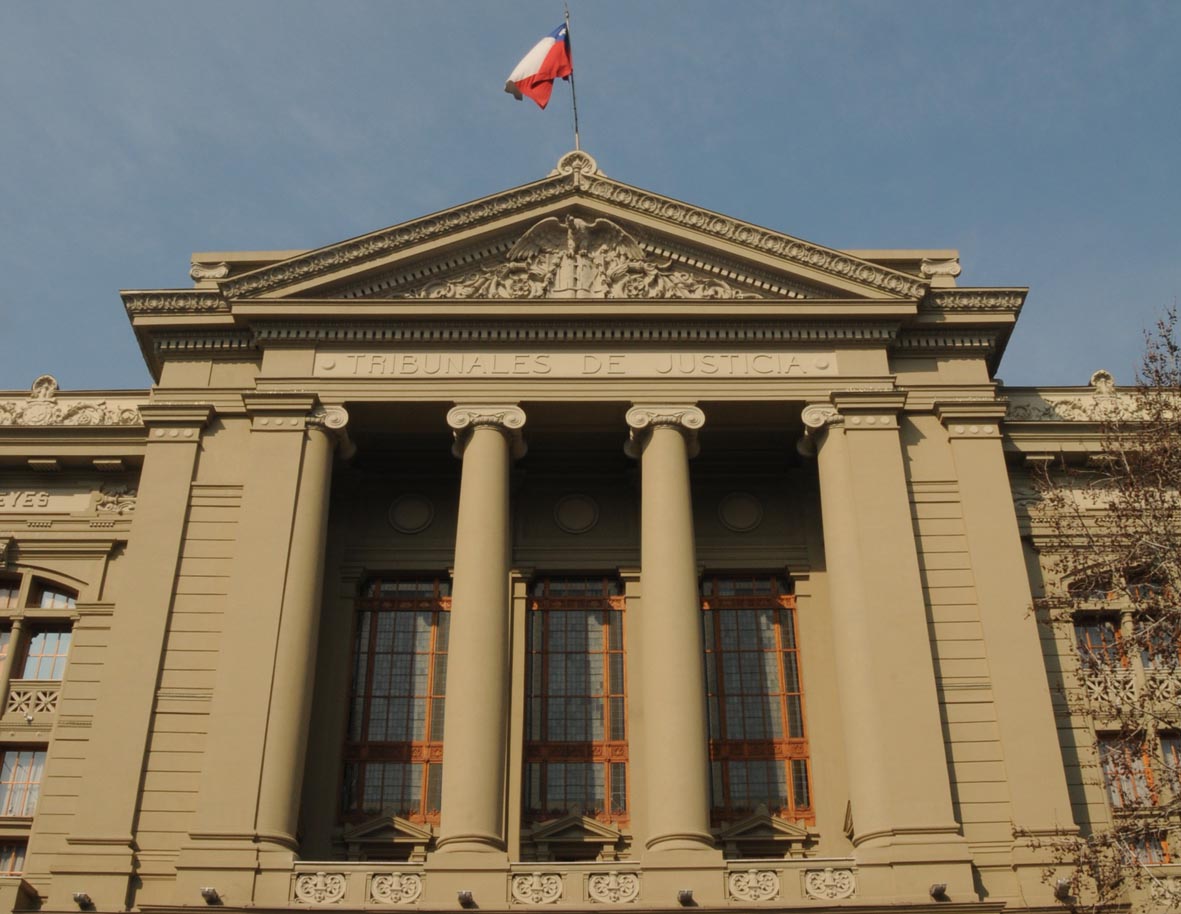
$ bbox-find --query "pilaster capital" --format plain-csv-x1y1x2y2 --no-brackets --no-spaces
139,403,213,441
446,404,527,459
624,404,705,458
935,399,1006,440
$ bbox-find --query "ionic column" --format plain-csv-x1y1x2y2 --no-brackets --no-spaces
255,406,351,847
801,395,968,885
625,404,714,854
436,405,526,854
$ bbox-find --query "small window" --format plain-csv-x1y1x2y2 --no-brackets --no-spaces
1073,617,1124,669
1126,831,1170,865
1097,737,1155,809
1161,734,1181,794
1137,616,1181,670
32,586,75,611
0,841,25,876
0,749,45,817
21,626,72,680
0,581,18,611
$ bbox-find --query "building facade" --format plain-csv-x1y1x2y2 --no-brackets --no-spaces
0,151,1171,913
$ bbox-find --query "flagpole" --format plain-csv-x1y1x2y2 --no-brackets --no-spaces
564,2,581,151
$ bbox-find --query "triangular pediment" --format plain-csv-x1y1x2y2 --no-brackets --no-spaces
718,809,812,842
526,813,624,843
214,152,928,303
341,813,433,843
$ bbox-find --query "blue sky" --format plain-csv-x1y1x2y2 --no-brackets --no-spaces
1,1,1177,391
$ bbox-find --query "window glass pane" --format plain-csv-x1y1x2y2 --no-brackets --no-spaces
702,576,811,821
342,577,449,822
524,577,627,824
0,842,25,875
0,582,18,610
1099,738,1152,809
1074,619,1122,667
22,627,72,680
0,749,46,816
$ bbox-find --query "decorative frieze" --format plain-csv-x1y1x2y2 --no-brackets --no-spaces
122,291,229,314
922,288,1026,311
0,376,142,427
803,867,855,900
587,871,640,904
510,872,563,905
95,485,137,515
727,870,780,902
294,872,347,905
370,873,423,905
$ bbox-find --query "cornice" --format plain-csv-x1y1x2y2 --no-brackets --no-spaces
154,331,256,356
581,177,929,299
220,175,578,299
122,291,229,314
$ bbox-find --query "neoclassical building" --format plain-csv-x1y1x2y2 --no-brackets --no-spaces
0,151,1171,913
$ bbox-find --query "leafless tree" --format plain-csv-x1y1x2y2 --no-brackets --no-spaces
1029,309,1181,912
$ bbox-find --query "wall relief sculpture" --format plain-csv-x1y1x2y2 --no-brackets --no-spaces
0,377,142,427
408,217,762,301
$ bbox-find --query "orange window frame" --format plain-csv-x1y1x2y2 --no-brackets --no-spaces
341,576,450,825
1098,736,1158,809
701,574,813,824
1073,615,1126,669
524,576,629,825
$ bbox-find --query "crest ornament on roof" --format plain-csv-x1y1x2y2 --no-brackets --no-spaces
409,215,762,301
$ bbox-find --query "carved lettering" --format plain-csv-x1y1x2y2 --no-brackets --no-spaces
316,351,839,379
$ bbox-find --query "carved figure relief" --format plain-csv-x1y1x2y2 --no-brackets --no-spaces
410,217,762,301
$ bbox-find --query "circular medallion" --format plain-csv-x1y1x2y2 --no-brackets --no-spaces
718,492,763,533
554,494,599,535
388,495,434,534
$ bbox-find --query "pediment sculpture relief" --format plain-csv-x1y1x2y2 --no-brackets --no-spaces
408,216,763,300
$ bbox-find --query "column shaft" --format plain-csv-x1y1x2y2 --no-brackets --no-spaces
628,407,713,853
436,407,524,854
256,424,338,844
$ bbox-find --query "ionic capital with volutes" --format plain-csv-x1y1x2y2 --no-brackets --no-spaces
796,403,842,457
307,405,356,458
624,404,705,458
446,404,527,459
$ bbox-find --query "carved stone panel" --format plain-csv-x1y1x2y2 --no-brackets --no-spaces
405,216,764,300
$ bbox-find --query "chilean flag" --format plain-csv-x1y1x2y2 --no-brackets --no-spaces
505,23,573,109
